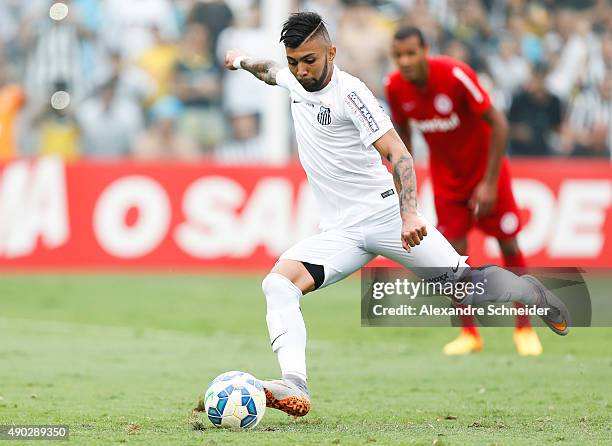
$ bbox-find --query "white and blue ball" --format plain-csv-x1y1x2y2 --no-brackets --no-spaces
204,371,266,429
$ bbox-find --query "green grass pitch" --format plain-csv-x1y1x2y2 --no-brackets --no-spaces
1,274,611,445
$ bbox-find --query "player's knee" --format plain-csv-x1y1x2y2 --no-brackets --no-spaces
271,259,316,294
262,273,302,311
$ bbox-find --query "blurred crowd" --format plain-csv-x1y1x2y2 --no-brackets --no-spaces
0,0,610,162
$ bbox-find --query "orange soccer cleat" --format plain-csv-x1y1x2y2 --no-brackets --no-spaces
442,330,483,355
513,326,543,356
260,378,310,417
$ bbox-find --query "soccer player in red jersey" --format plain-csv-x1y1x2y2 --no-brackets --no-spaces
385,26,542,356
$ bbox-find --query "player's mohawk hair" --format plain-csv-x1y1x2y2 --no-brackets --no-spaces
280,12,330,49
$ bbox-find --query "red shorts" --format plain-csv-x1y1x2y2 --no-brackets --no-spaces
434,171,522,241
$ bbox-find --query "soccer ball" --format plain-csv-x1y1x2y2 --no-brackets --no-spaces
203,371,266,429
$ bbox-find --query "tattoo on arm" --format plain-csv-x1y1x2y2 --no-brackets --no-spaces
391,153,418,215
241,59,280,85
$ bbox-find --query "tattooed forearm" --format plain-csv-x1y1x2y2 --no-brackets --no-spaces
241,59,280,85
391,153,418,215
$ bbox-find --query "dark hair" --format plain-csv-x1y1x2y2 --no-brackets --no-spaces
280,12,330,48
393,26,426,47
532,62,550,75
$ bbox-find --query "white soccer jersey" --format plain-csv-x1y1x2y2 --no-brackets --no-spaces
276,65,397,231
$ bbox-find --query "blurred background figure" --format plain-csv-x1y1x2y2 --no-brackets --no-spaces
76,77,144,158
22,0,99,105
30,81,80,161
101,0,179,61
186,0,234,53
0,0,607,161
487,35,530,109
133,96,199,160
0,63,26,161
335,1,391,99
563,74,612,158
216,113,262,163
172,22,225,154
216,1,271,119
508,63,562,157
137,25,181,105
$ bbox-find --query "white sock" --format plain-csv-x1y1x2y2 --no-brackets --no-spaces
262,273,307,381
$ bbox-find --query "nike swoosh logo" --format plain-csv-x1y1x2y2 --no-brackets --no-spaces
292,100,302,104
451,259,460,273
271,331,287,347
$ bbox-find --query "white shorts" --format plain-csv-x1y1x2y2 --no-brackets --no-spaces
279,206,464,288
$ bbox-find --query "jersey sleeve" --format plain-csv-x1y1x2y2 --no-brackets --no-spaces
275,67,293,90
343,81,393,148
451,62,491,116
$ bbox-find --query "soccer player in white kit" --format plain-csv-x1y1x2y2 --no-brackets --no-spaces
224,12,569,417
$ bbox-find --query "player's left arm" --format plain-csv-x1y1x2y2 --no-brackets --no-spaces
384,79,414,156
373,129,427,252
471,105,509,217
453,62,509,218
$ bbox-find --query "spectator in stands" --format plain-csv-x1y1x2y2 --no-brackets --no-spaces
336,2,391,97
216,1,272,117
563,74,611,158
588,29,612,87
302,0,343,38
452,0,494,56
216,113,262,163
0,0,44,64
487,35,530,107
546,13,601,100
506,13,544,65
101,0,179,61
443,38,470,64
76,77,144,158
137,26,180,104
0,0,608,161
401,0,444,55
172,23,225,154
133,96,199,160
508,63,562,156
22,0,98,103
102,51,155,104
0,63,26,160
31,80,80,161
186,0,234,57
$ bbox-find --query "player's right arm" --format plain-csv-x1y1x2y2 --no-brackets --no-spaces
224,49,280,86
373,129,427,252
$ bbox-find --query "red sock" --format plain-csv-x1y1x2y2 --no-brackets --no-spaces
454,303,480,337
502,246,531,329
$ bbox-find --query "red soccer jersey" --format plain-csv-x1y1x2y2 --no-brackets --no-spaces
386,56,504,200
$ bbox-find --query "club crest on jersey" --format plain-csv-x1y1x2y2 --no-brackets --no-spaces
317,105,332,126
434,94,453,114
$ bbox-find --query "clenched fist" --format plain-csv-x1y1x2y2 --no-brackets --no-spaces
224,49,248,70
401,214,428,252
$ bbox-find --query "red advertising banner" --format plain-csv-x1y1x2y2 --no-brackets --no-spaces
0,157,610,271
